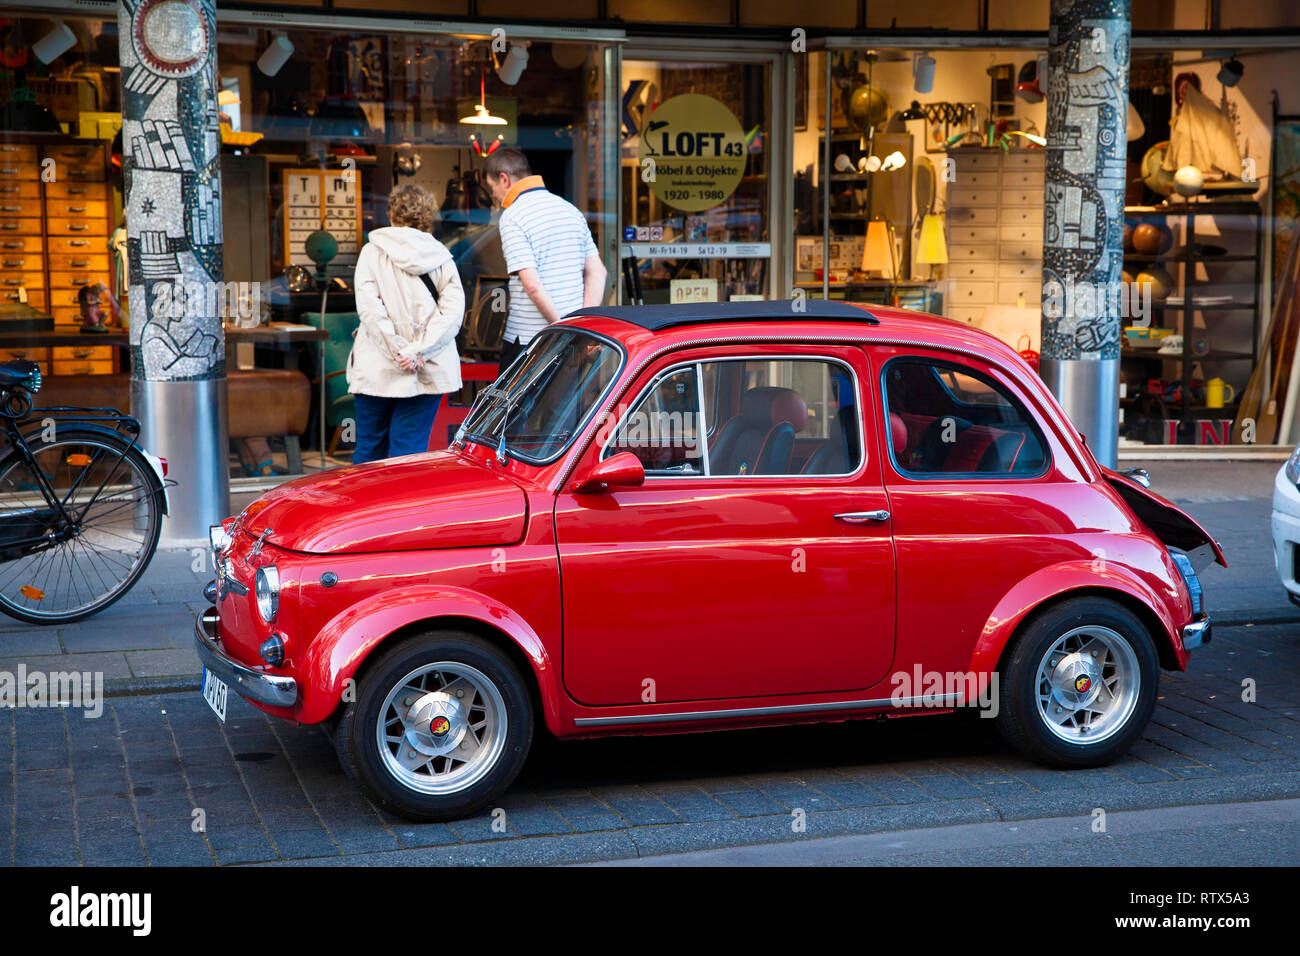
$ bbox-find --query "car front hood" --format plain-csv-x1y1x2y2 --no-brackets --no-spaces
237,452,527,555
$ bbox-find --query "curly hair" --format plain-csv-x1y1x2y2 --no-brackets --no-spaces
388,183,438,232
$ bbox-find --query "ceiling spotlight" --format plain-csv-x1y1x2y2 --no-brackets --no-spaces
497,44,529,86
913,52,935,95
257,35,295,77
33,19,76,64
1217,57,1243,87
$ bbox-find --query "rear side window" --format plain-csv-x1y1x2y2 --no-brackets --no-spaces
883,359,1048,477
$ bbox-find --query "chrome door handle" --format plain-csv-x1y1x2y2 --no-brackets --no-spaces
835,510,890,523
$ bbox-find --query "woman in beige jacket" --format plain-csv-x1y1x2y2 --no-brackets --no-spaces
348,184,465,463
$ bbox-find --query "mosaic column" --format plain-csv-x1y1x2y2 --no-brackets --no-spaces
1040,0,1131,468
118,0,228,543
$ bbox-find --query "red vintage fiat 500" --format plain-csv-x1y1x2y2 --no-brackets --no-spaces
197,301,1224,821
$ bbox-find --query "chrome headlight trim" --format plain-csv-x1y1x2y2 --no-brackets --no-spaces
255,565,279,624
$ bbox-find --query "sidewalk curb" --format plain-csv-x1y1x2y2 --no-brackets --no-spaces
105,675,201,698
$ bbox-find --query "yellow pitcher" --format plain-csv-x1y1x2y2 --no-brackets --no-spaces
1206,377,1235,408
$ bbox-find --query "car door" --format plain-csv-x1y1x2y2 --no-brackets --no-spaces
554,344,897,707
872,344,1082,677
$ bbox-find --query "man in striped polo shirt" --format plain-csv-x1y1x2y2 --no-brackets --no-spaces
484,148,607,374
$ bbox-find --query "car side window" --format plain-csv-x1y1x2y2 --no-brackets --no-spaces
883,359,1048,477
604,357,861,477
604,366,704,476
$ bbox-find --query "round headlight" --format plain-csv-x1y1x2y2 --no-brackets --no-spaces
254,565,279,623
1286,445,1300,486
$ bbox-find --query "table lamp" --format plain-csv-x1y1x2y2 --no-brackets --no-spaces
861,220,896,279
917,212,948,278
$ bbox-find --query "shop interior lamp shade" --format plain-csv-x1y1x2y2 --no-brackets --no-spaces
917,213,948,265
460,66,508,125
33,19,76,64
861,220,896,278
258,35,295,77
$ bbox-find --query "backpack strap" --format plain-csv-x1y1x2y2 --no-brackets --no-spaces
417,270,440,305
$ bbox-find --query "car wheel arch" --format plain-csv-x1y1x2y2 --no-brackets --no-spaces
968,570,1186,680
298,589,561,732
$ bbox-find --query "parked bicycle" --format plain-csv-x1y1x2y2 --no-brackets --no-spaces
0,359,169,624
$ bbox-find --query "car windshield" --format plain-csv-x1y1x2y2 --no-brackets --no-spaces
462,328,623,463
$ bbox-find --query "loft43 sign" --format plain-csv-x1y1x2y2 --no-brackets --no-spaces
638,94,748,212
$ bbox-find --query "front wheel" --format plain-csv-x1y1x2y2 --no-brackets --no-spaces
996,597,1158,768
0,427,163,624
335,631,534,821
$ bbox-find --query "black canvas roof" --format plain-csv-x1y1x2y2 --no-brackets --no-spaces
565,299,880,332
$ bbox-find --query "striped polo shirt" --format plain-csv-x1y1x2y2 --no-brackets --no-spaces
498,182,598,345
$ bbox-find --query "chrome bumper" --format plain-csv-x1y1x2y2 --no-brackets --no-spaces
1182,613,1212,652
194,608,297,708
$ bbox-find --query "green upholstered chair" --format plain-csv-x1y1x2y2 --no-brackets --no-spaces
301,311,361,452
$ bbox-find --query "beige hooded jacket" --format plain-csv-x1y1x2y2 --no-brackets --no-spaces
348,226,465,397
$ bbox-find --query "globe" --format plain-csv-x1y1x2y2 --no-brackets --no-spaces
848,85,889,133
1140,142,1174,196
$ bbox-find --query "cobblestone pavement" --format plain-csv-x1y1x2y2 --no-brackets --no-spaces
2,621,1297,866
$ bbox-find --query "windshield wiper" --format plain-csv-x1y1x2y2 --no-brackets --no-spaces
483,353,563,464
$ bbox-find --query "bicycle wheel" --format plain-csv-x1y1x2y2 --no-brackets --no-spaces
0,427,163,624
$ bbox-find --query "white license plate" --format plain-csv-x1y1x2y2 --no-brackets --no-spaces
202,667,228,722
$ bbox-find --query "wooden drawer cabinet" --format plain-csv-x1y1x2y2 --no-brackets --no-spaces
0,198,41,217
49,270,109,290
0,163,38,181
48,252,109,271
51,307,83,326
0,181,41,200
0,138,114,371
45,181,108,202
947,148,1045,327
48,236,100,254
0,218,43,235
0,145,38,163
53,345,113,362
46,216,105,236
0,272,45,292
0,253,42,270
53,359,115,376
0,289,46,308
0,236,45,254
46,199,108,219
2,348,51,375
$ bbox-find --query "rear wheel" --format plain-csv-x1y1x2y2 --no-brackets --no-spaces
996,597,1158,768
335,631,533,821
0,428,163,624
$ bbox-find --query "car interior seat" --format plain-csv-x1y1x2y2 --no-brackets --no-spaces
710,386,807,475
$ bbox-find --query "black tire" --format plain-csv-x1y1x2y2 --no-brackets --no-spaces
996,596,1158,768
0,427,163,624
335,631,533,821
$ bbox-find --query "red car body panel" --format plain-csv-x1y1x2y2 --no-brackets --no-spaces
209,305,1222,740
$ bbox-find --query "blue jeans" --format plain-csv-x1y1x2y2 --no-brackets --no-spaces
351,393,443,464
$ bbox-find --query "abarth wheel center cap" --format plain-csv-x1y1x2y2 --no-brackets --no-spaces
1049,652,1103,710
402,691,467,757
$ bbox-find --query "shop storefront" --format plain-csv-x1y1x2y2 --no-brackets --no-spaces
1,0,1298,517
791,36,1299,454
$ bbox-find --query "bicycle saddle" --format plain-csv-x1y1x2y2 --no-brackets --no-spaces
0,360,40,387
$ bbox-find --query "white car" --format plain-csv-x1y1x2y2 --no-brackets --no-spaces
1271,446,1300,608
